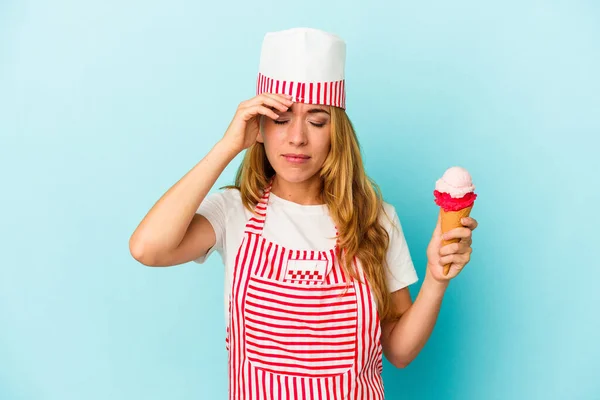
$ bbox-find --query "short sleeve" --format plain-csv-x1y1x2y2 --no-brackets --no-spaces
193,191,227,264
382,205,419,292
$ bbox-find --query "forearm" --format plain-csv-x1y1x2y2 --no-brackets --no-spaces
385,268,449,367
129,139,238,254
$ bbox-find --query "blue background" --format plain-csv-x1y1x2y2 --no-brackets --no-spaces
1,0,598,399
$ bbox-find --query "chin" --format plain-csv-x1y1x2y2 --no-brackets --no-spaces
273,167,320,185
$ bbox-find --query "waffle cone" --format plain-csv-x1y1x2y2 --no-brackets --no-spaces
441,205,473,275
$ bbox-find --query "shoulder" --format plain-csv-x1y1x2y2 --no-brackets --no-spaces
197,187,248,223
379,201,403,236
200,187,243,209
209,186,243,202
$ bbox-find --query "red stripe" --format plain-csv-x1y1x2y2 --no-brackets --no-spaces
246,332,355,348
245,224,263,231
248,284,355,301
301,82,306,102
295,81,301,101
246,355,251,400
333,80,338,107
360,269,368,399
253,368,258,400
248,295,356,315
235,234,255,399
289,81,294,96
253,239,266,275
246,317,355,333
309,83,313,103
267,244,279,280
247,342,354,355
259,241,272,276
269,77,274,93
277,374,282,399
246,324,355,340
246,363,350,379
275,80,280,93
250,275,350,292
231,238,246,400
248,350,354,364
275,246,285,280
236,235,257,398
316,82,321,104
248,217,263,224
268,370,274,400
330,250,338,284
282,81,287,94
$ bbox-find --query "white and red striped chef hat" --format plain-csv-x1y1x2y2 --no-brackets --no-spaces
256,27,347,109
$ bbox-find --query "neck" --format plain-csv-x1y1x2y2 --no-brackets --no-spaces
270,175,324,205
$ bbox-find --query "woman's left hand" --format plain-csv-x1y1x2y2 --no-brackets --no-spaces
426,210,479,282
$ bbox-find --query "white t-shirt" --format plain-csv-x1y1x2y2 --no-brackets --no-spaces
194,188,419,322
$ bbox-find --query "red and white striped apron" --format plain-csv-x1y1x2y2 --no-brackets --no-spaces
226,184,385,399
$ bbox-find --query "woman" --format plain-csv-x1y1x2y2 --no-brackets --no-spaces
129,27,478,399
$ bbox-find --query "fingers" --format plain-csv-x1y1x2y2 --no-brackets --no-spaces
258,94,294,113
461,217,478,230
241,93,293,113
439,252,470,269
439,241,472,256
241,105,280,121
442,226,472,242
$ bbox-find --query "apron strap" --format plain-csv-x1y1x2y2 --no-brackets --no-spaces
243,182,272,235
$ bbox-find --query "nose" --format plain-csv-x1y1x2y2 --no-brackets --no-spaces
287,119,307,146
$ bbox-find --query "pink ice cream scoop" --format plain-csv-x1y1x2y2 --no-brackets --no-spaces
434,167,477,212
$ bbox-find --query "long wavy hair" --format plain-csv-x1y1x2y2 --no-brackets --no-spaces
225,106,399,323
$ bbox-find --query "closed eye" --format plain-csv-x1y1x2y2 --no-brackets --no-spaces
273,120,326,128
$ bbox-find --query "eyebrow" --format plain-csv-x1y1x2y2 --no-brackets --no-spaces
275,106,330,115
307,108,330,115
270,105,331,116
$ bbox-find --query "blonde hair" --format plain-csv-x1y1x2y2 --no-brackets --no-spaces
225,107,399,322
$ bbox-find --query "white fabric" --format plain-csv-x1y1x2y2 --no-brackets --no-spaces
194,188,419,323
258,27,346,83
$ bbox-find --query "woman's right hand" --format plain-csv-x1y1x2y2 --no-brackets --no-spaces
221,93,294,153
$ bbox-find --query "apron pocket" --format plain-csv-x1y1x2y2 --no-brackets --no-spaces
243,274,358,378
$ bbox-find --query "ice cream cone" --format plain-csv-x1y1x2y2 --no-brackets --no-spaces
433,166,477,276
440,205,473,275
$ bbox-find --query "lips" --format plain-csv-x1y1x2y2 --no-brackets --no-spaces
282,153,311,164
